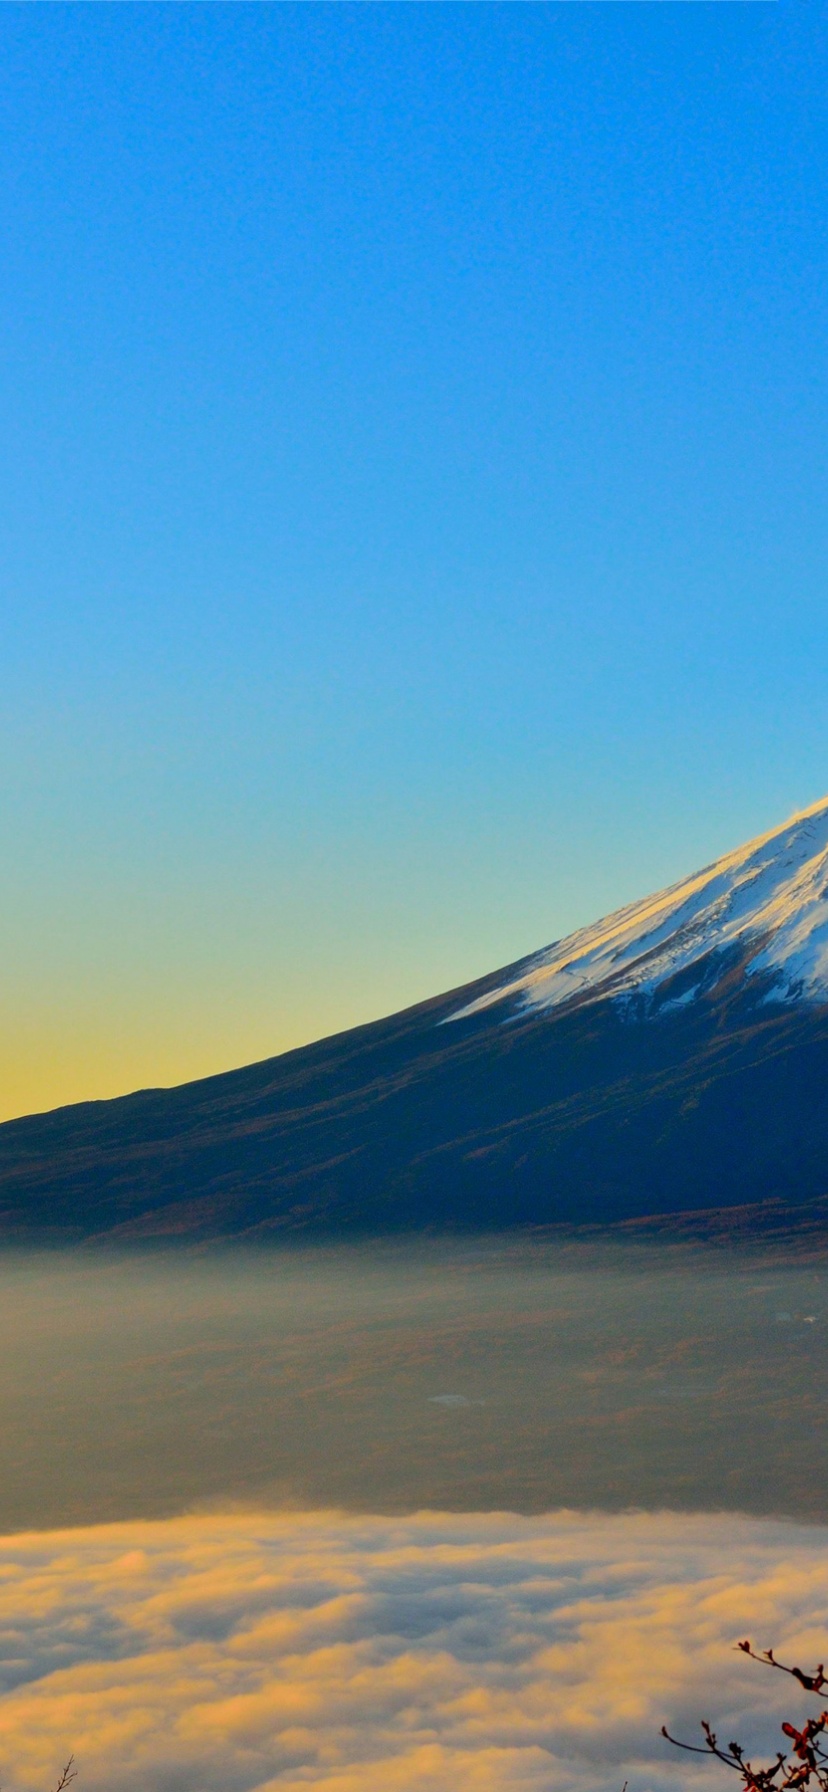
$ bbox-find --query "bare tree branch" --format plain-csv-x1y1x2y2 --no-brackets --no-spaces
664,1644,828,1792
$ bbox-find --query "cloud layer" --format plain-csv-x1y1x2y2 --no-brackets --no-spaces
1,1508,828,1792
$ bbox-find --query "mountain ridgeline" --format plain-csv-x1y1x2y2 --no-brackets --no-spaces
5,799,828,1243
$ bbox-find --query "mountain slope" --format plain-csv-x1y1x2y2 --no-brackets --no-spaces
451,795,828,1022
4,800,828,1242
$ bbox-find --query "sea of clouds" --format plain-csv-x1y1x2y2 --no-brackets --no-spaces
1,1508,827,1792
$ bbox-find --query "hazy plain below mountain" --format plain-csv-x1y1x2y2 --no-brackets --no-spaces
5,798,828,1243
1,1238,827,1528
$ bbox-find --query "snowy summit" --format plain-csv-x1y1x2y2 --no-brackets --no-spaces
450,797,828,1024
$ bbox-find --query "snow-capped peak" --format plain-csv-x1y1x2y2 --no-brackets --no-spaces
450,796,828,1025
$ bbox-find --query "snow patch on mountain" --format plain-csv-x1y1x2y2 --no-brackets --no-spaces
449,797,828,1025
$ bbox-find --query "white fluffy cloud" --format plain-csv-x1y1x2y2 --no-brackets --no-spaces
0,1509,827,1792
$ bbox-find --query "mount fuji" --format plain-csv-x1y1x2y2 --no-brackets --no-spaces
4,798,828,1242
452,795,828,1024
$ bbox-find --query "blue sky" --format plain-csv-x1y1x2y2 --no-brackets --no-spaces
2,3,827,1116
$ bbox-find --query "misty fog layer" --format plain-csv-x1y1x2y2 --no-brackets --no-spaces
3,1507,827,1792
2,1239,825,1530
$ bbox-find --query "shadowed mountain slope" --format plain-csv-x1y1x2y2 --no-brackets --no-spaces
4,800,828,1241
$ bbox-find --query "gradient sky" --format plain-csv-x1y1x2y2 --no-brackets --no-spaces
2,3,827,1120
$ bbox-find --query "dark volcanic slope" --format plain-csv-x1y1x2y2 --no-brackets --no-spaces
2,945,828,1242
